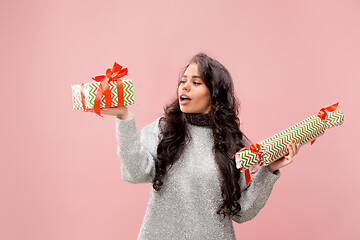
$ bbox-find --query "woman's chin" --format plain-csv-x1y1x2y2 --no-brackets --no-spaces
179,105,194,113
180,108,191,113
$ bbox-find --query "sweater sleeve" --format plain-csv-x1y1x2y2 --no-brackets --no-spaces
232,136,281,224
115,114,160,184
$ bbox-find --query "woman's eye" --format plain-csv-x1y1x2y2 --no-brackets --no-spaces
179,79,201,85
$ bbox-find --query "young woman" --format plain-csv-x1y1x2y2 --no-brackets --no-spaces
95,53,300,239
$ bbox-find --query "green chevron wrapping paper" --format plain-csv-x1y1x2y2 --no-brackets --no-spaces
234,103,344,185
71,62,134,117
71,79,134,110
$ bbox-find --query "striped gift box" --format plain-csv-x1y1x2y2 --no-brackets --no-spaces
71,79,134,110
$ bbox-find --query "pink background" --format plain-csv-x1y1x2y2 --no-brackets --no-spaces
1,0,359,239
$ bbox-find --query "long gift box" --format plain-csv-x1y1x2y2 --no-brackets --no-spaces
71,62,134,116
234,102,344,185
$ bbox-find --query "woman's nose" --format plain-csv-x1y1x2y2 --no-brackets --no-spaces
182,81,191,91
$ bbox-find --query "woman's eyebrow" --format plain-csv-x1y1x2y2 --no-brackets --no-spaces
182,75,201,79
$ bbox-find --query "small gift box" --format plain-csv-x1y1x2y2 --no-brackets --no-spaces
71,62,134,117
234,102,344,185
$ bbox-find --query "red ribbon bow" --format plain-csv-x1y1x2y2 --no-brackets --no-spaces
310,102,339,145
90,62,128,117
235,143,265,185
250,143,265,160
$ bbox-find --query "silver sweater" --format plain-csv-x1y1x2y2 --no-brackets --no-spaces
116,114,281,240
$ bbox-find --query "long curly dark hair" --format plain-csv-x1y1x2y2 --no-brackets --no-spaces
152,53,248,219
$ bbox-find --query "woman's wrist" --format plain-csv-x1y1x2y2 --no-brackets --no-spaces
267,165,276,174
116,111,130,120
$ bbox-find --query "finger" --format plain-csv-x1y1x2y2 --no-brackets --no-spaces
290,141,296,154
291,143,296,155
295,143,300,154
292,142,297,155
284,154,293,162
288,144,294,157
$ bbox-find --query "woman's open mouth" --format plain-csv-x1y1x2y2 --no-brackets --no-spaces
179,95,192,105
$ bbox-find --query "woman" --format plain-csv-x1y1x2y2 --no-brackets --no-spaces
95,53,300,239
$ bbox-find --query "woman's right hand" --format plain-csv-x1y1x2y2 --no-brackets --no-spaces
86,106,130,120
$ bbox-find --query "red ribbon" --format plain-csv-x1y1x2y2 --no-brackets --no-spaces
235,143,265,185
91,62,128,117
311,102,339,145
80,83,86,110
250,143,265,160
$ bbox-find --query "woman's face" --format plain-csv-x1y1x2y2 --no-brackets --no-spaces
178,63,211,113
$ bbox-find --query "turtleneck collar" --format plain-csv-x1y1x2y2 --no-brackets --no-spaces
184,113,211,127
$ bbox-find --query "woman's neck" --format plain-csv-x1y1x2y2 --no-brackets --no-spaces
184,113,211,127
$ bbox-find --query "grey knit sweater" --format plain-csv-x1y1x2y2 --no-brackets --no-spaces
116,114,280,240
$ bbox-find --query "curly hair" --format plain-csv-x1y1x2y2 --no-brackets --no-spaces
152,53,248,219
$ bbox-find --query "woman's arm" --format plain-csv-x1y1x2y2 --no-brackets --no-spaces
232,135,300,223
116,113,160,184
232,165,280,223
231,135,281,223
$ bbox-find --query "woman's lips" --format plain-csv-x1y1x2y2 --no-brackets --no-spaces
179,94,192,105
180,98,191,105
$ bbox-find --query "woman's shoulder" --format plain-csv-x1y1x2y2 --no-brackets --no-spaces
142,115,165,136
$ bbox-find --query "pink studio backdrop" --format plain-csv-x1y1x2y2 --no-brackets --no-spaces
1,0,359,239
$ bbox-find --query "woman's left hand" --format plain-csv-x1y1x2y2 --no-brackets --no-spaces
267,141,301,173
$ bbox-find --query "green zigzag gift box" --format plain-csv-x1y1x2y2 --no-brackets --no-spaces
72,62,134,117
233,102,344,185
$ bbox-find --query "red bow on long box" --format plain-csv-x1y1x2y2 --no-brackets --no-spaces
71,62,134,117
